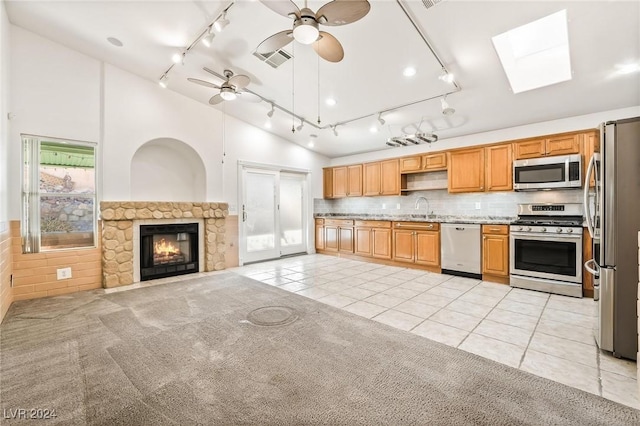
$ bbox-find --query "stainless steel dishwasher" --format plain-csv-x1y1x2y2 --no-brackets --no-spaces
441,223,481,279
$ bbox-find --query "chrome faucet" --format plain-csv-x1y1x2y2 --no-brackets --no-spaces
415,196,431,216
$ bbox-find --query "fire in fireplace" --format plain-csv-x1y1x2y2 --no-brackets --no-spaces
140,223,198,280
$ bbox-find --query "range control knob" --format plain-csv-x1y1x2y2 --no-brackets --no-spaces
540,227,547,232
556,228,563,233
525,227,532,232
566,228,573,233
517,226,523,231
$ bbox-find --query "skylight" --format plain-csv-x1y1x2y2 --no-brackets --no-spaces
492,10,572,94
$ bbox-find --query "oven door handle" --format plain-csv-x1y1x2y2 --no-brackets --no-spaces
510,233,582,241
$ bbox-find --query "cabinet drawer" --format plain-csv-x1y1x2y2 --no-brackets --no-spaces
393,222,440,231
482,224,509,235
355,220,391,228
324,219,354,227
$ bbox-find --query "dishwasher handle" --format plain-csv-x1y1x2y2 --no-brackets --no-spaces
455,227,466,231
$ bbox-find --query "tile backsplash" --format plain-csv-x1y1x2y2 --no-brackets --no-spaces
314,189,584,218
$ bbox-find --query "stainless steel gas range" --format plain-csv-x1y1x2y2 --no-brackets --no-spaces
510,203,583,298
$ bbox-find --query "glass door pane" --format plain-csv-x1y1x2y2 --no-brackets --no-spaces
243,169,279,263
280,173,306,255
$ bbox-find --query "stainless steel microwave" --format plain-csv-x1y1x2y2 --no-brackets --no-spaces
513,154,582,191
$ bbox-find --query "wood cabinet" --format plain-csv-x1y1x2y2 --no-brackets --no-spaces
399,156,422,173
514,134,581,159
322,219,353,253
422,152,447,171
392,222,440,269
481,225,509,283
448,148,485,193
354,220,392,259
323,168,333,199
332,167,348,198
347,165,363,197
315,219,325,250
485,144,513,191
583,231,593,298
582,130,599,188
363,159,400,196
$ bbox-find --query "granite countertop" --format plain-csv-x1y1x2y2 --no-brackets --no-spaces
314,213,515,225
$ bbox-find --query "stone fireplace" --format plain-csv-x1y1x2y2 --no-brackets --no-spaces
99,202,227,288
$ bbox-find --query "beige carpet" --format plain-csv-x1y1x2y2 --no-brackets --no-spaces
1,273,638,425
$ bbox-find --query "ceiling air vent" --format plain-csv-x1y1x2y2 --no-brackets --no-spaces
253,49,293,69
421,0,443,10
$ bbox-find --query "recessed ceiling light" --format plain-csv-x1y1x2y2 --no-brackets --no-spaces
615,63,640,75
325,98,337,106
107,37,123,47
492,9,571,93
403,66,416,77
369,126,378,133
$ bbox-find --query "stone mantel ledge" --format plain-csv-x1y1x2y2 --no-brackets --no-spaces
99,201,228,288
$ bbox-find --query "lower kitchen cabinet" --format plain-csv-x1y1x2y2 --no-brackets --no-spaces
315,219,325,251
354,221,392,259
322,219,353,254
481,224,509,284
392,222,440,270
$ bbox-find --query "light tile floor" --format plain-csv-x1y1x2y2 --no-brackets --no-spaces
229,254,639,410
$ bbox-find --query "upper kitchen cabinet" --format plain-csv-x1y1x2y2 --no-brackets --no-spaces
323,168,334,199
514,134,581,159
399,156,422,173
582,130,600,188
363,159,400,197
422,153,447,171
347,165,363,197
448,148,485,193
325,165,362,198
485,144,512,191
332,166,348,198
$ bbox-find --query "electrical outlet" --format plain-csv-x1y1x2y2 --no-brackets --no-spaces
382,203,386,209
57,267,72,280
396,203,401,209
475,202,481,210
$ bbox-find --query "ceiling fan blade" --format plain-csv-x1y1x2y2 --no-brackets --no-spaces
256,30,294,54
209,94,224,105
259,0,300,19
228,74,250,89
312,31,344,62
316,0,371,26
237,92,262,103
187,78,220,90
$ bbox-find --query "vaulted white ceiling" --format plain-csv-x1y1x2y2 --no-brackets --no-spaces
5,0,640,157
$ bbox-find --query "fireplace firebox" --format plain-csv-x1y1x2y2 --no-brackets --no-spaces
140,223,199,281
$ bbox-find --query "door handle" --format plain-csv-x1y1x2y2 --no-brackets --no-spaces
584,258,600,276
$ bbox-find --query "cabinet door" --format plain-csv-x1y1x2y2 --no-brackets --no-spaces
332,167,348,198
546,134,580,156
482,234,509,276
514,139,546,159
372,228,392,259
380,159,400,195
399,156,421,173
354,227,372,256
338,227,354,253
323,168,333,199
422,153,447,171
324,226,339,252
448,148,485,193
485,144,513,191
315,224,325,250
415,231,440,266
582,131,599,188
363,162,381,196
392,230,415,263
347,165,363,197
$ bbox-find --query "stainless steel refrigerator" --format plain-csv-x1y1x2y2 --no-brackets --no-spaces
584,116,640,360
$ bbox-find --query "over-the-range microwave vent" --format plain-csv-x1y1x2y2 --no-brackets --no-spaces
253,49,293,69
422,0,444,10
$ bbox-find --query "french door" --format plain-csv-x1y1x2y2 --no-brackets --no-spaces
240,167,307,264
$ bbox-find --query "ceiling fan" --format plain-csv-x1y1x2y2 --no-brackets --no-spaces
256,0,371,63
188,68,261,105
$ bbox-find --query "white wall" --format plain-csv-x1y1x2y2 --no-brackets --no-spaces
7,25,329,222
0,2,11,231
330,106,640,166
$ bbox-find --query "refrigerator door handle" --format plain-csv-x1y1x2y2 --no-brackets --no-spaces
583,155,596,238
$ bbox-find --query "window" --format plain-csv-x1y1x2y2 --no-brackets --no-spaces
21,135,97,252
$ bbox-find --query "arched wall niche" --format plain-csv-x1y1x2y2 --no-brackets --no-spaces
130,138,206,201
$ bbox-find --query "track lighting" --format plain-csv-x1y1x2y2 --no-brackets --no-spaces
332,125,338,137
441,96,455,115
267,103,275,118
172,52,185,65
439,68,454,83
214,11,230,32
201,27,215,47
158,75,168,88
296,119,304,132
377,112,385,126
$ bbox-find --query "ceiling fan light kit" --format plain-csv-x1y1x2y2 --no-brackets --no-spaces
293,10,320,44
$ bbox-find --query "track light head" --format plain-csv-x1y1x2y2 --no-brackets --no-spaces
439,68,454,83
158,75,168,88
377,112,386,126
332,125,338,137
202,28,215,47
214,12,229,32
441,96,455,116
267,103,275,118
296,119,304,132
